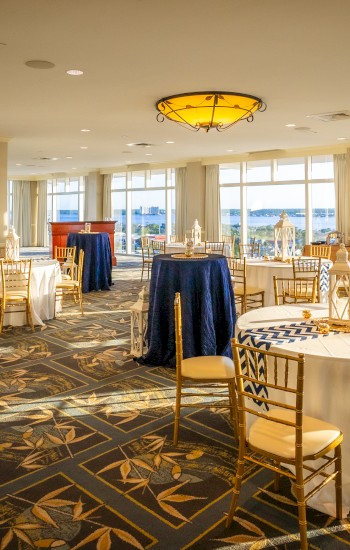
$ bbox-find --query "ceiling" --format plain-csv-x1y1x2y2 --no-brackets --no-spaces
2,0,350,178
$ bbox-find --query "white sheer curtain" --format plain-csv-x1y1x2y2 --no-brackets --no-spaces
334,154,348,239
102,174,112,220
13,181,32,246
82,176,88,220
175,167,187,239
205,165,221,241
37,180,48,246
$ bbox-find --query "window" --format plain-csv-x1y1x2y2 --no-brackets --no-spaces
219,155,335,255
111,168,175,255
47,177,85,223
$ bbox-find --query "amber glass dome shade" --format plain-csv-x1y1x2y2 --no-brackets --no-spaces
155,92,266,132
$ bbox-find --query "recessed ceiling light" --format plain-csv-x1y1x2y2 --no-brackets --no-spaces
80,128,90,132
226,149,233,152
25,60,55,69
66,69,83,76
166,141,175,144
337,137,347,141
285,123,296,127
65,156,73,159
72,167,77,170
51,157,59,160
80,146,88,149
145,153,152,156
15,163,22,166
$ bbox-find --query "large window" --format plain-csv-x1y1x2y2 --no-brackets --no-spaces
220,155,335,256
47,177,85,223
111,169,175,254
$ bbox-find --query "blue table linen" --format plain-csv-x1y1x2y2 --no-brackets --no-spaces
66,232,112,293
138,254,236,367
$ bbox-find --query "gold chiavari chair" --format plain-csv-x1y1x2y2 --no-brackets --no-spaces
0,258,34,332
140,236,153,281
309,244,331,260
273,275,317,305
169,235,179,243
55,249,84,316
239,242,261,258
54,245,77,280
228,257,264,314
204,241,225,255
222,235,236,256
292,257,321,301
152,240,166,255
227,338,343,550
173,292,237,445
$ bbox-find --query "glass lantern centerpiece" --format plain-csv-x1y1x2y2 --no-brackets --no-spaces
328,244,350,326
5,226,20,260
191,219,201,246
274,211,295,261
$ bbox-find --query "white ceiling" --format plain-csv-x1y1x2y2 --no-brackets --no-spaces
2,0,350,178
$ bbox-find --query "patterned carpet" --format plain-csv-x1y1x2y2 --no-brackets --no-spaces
0,255,349,549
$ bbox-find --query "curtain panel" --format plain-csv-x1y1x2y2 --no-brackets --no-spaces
37,180,48,246
102,174,112,220
12,181,32,246
175,167,187,240
334,153,348,240
205,165,220,241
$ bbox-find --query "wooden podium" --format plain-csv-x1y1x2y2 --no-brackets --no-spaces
49,221,117,266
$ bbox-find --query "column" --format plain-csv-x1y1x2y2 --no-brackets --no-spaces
0,140,8,242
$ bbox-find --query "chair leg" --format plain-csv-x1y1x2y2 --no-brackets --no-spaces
27,300,34,332
335,445,343,519
226,448,245,527
173,384,182,446
228,380,238,440
294,466,308,550
79,289,84,315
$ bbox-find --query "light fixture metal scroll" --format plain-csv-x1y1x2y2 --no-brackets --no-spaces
156,91,267,132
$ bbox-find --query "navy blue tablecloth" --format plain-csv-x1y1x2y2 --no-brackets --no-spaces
137,254,236,367
67,232,112,293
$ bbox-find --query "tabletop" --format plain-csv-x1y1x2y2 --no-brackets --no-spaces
165,242,232,257
138,253,236,367
67,232,112,293
236,303,350,518
245,257,332,306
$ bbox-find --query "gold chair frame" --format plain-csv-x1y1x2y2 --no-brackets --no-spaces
173,292,237,445
54,245,77,280
227,338,343,549
140,236,153,281
228,257,264,314
292,257,321,302
309,244,331,260
55,249,84,316
239,242,261,258
152,239,166,255
204,241,225,255
273,276,317,305
0,259,34,332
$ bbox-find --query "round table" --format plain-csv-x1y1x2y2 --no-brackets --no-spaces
67,232,112,293
237,303,350,518
138,253,236,367
245,257,332,305
165,242,232,257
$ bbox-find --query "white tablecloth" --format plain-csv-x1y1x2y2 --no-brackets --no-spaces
237,303,350,518
245,257,332,306
4,259,61,327
165,242,232,257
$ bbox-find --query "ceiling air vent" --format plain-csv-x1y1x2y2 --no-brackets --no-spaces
308,111,350,122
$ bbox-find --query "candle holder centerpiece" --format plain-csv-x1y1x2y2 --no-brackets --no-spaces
274,211,295,261
191,219,202,246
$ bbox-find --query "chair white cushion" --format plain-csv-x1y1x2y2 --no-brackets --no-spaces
182,355,235,380
248,408,341,459
235,285,263,296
